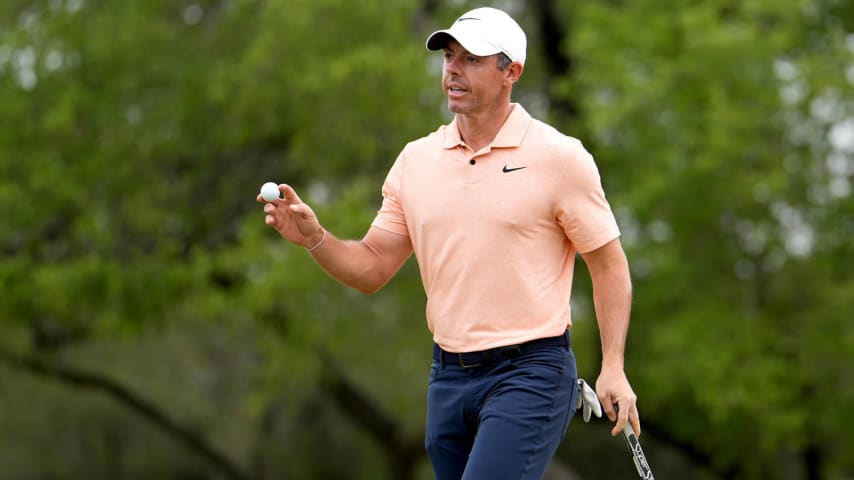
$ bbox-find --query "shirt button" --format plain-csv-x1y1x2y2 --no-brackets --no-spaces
469,159,476,165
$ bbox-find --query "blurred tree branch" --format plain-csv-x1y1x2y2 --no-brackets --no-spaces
0,347,251,480
319,351,423,479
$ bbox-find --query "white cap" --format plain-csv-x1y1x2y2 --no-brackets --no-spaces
426,7,527,66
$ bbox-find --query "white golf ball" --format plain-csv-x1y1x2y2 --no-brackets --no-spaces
260,182,280,202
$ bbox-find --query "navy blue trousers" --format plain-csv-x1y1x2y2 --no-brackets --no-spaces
425,335,578,480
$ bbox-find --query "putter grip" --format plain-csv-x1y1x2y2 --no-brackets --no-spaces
622,424,655,480
622,423,636,437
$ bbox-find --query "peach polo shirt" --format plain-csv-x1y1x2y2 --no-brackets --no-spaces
371,104,620,352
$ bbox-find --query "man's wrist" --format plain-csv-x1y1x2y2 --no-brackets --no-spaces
306,228,327,251
601,355,625,370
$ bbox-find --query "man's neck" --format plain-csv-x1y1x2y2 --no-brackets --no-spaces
456,103,515,152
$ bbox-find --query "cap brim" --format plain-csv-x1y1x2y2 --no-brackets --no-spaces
426,31,453,51
425,29,501,57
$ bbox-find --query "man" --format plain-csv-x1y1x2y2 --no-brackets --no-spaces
259,7,640,480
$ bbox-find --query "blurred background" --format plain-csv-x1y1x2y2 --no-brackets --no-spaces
0,0,852,478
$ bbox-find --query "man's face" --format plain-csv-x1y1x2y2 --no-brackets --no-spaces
442,40,511,115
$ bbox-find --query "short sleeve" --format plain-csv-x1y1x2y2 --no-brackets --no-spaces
371,151,410,237
554,143,620,253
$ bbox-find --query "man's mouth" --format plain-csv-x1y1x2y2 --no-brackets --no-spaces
447,84,468,96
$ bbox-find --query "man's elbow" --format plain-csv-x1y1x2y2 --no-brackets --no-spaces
348,270,392,295
342,239,405,294
353,282,382,295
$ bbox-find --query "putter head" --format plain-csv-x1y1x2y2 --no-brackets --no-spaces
576,379,603,422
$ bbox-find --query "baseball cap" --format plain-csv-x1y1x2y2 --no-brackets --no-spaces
426,7,527,66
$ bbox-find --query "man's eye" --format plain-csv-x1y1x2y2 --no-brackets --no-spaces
466,56,478,63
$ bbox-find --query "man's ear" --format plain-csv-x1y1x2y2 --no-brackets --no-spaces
505,62,524,85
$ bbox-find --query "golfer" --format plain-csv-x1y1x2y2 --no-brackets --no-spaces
260,6,640,479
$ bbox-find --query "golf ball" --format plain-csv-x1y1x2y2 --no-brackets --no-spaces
260,182,280,202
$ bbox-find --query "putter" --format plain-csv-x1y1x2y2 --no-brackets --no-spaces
577,379,655,479
621,422,654,479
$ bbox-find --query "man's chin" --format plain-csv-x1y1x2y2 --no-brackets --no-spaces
447,101,468,114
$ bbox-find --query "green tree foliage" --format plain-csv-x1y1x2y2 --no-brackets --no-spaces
0,0,851,479
561,1,853,477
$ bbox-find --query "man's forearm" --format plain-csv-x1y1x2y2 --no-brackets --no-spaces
583,240,633,368
261,185,411,293
306,232,388,294
593,270,632,368
304,227,412,295
587,245,639,436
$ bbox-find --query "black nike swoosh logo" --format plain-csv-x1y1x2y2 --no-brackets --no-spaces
502,165,527,173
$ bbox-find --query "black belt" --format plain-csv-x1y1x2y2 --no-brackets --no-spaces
434,331,569,369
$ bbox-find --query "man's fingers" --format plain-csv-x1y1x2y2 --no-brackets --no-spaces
630,407,641,436
611,400,629,436
289,203,309,218
600,393,617,422
263,201,291,228
594,373,640,437
262,199,277,227
280,184,303,205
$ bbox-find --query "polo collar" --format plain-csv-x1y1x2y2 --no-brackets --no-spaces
442,103,532,149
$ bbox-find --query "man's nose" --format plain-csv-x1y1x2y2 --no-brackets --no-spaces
444,56,461,75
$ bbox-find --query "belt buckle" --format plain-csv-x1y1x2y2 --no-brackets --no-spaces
457,353,483,369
